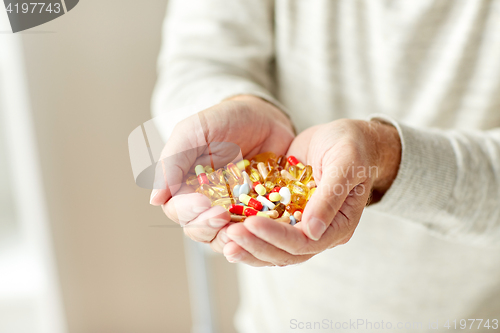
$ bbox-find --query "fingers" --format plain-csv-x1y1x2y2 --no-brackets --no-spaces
243,216,335,255
209,223,233,253
162,192,212,225
222,241,274,267
226,221,313,266
180,205,231,243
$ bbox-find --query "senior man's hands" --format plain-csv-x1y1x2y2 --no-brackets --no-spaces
150,95,295,246
221,119,401,266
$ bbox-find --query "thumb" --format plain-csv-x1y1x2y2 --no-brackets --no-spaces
302,161,356,241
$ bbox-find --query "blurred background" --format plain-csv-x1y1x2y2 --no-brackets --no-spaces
0,1,239,332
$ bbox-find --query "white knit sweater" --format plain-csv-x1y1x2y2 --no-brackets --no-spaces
152,1,500,332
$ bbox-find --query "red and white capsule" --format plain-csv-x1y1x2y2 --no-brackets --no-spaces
239,194,263,211
195,165,209,185
287,156,305,169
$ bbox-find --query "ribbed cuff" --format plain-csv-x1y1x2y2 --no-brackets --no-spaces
367,114,458,230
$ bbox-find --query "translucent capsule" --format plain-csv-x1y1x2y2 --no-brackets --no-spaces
251,152,277,163
223,170,238,187
276,155,287,171
307,187,317,200
289,165,301,179
204,165,214,174
212,185,229,197
257,162,269,179
198,184,221,201
211,198,235,209
285,203,301,214
264,168,287,191
297,165,313,184
306,180,316,189
247,167,263,183
265,157,277,172
281,169,297,183
230,215,246,222
208,169,225,185
293,211,302,222
226,163,242,181
273,203,286,217
287,181,309,198
290,193,307,209
186,175,199,189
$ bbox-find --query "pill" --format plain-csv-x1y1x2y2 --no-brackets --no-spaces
229,204,247,215
244,207,258,216
279,187,292,205
293,211,302,221
239,183,250,195
268,192,281,202
198,184,221,200
256,195,276,210
264,210,279,218
306,180,316,189
195,164,210,185
204,165,214,174
227,162,242,181
298,165,313,184
275,216,290,223
273,203,285,217
290,216,297,225
289,165,301,179
255,184,267,196
257,162,269,179
271,186,281,193
239,194,263,211
241,171,252,186
256,212,271,218
307,187,316,200
262,205,269,211
230,215,246,222
287,156,305,169
236,159,250,170
233,185,241,197
281,169,297,182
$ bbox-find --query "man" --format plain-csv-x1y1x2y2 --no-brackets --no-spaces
150,1,500,332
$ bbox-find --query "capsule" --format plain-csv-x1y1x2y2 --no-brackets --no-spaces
204,165,214,174
256,195,276,210
241,171,252,186
186,175,199,189
230,215,246,222
287,156,305,169
264,168,287,191
290,193,307,208
279,187,292,205
298,165,313,184
289,165,301,179
307,187,317,200
264,210,279,218
195,165,210,185
276,155,287,170
212,185,229,197
257,162,269,179
227,163,242,181
274,215,291,223
306,180,316,189
268,192,281,202
285,203,301,214
197,184,221,201
247,167,263,183
281,169,297,182
265,157,277,171
239,194,264,211
251,152,277,163
289,216,297,225
236,159,250,170
207,168,225,185
255,184,267,196
287,181,309,198
273,203,286,217
293,211,302,222
211,198,235,209
229,204,248,215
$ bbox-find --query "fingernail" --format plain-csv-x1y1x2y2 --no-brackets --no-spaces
150,189,159,205
307,217,327,241
193,206,210,213
219,230,229,244
226,253,242,263
209,218,227,228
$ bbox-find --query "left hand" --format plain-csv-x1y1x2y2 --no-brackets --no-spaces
218,119,402,266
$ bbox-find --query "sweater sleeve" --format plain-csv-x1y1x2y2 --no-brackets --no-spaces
369,115,500,247
151,0,286,118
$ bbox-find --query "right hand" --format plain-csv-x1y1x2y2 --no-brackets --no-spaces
149,95,295,252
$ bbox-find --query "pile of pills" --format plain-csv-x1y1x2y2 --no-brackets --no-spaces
186,152,316,225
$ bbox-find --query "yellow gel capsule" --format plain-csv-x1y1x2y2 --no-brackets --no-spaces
289,165,301,179
265,157,277,171
257,162,269,179
204,165,214,173
247,167,263,183
186,175,199,188
236,159,250,170
211,198,235,209
298,165,313,184
306,180,316,189
287,181,309,197
268,192,281,202
212,185,229,197
276,155,287,170
307,187,317,200
290,193,307,208
281,169,297,183
198,184,221,201
251,152,277,163
255,184,267,196
256,212,271,218
285,203,301,214
208,169,224,185
273,203,286,217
